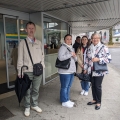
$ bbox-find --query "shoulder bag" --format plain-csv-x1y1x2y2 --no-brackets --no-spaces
24,39,43,76
55,48,71,69
74,72,90,82
93,45,108,71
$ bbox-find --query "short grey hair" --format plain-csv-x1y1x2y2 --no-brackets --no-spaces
91,33,101,39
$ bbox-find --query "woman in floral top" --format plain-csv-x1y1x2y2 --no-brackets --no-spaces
84,33,111,110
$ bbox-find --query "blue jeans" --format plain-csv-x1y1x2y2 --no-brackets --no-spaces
81,81,90,92
59,74,74,103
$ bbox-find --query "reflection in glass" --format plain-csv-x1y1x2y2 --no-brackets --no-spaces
0,14,7,85
0,16,29,89
43,15,68,82
43,15,68,54
5,17,18,85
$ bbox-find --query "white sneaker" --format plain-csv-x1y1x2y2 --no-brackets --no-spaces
80,90,85,95
31,106,42,113
68,100,74,105
62,101,73,108
84,91,88,96
24,108,30,117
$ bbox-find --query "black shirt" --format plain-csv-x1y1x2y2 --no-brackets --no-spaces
73,41,80,53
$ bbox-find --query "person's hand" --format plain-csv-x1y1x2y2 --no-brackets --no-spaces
83,70,87,74
80,64,84,68
92,57,100,62
71,52,75,56
18,75,23,78
71,52,76,57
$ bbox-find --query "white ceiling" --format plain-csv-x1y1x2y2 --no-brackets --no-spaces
0,0,120,34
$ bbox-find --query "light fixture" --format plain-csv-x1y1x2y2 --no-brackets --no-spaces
20,20,24,31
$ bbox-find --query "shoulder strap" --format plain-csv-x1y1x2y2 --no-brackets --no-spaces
67,48,71,52
24,39,34,65
95,45,104,56
62,44,71,52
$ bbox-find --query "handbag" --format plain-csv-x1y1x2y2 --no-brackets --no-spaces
74,72,90,82
93,45,108,71
93,62,108,71
25,39,43,76
55,48,71,69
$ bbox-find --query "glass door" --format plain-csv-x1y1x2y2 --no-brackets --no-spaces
43,14,68,84
3,15,20,89
0,14,8,92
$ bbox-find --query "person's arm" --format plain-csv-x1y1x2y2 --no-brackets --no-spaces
98,46,112,64
17,41,24,76
73,55,77,62
58,46,72,61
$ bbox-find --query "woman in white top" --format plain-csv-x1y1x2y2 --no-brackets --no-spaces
57,34,77,108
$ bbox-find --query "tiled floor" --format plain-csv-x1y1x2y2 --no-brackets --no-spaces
0,106,14,120
0,64,120,120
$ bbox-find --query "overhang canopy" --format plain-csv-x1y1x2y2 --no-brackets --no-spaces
0,0,120,34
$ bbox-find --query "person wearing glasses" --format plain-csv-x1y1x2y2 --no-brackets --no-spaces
84,33,111,110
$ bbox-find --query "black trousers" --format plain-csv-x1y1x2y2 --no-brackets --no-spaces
91,75,104,104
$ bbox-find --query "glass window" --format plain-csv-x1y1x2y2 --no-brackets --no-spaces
43,14,69,83
0,14,7,87
43,15,68,55
19,20,28,40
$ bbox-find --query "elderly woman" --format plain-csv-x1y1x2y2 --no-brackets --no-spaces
84,33,111,110
57,34,77,108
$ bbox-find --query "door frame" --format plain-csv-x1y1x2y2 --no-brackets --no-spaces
0,34,2,59
42,12,70,85
3,15,20,89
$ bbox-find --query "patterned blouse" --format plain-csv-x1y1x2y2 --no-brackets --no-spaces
84,43,112,76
